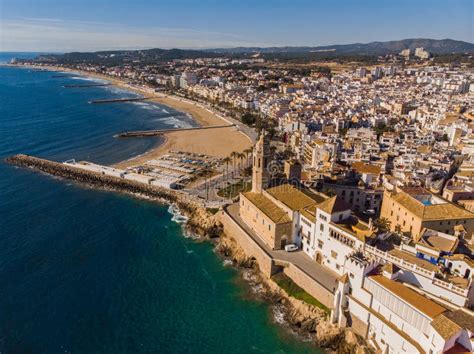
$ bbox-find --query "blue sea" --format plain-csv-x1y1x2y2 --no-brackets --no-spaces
0,53,319,353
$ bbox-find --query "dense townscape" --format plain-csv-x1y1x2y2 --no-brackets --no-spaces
12,45,474,354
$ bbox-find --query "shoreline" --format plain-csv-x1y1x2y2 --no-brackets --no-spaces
14,63,252,168
6,153,366,353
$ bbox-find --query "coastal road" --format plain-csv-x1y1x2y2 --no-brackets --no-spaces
226,203,339,292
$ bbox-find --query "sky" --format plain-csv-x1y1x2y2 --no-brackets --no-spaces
0,0,473,52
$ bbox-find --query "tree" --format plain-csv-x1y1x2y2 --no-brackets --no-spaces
230,151,238,177
373,217,391,233
237,152,245,171
222,157,231,181
241,113,257,125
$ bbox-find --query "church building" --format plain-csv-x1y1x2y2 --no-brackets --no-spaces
239,133,326,249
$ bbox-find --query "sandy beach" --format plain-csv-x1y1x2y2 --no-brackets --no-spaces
21,64,252,168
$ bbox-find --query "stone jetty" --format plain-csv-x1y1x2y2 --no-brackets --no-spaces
6,154,221,237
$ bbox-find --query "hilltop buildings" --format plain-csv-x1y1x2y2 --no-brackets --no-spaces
233,132,474,353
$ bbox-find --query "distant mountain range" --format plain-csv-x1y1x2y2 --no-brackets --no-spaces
22,38,473,65
30,48,222,64
206,39,474,55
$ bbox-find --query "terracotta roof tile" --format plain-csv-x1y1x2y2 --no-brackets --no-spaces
242,192,291,224
352,161,381,175
391,189,474,220
431,313,462,340
266,184,325,211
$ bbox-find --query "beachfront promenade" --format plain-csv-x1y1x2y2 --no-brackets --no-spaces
222,203,339,309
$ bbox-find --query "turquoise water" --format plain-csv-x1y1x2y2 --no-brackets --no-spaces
0,56,319,353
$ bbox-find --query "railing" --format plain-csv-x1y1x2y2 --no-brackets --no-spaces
363,244,469,297
364,244,435,278
432,278,469,296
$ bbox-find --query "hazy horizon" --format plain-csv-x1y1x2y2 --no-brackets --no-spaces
1,0,472,52
1,37,473,55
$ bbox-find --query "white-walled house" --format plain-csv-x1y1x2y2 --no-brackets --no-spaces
300,196,372,275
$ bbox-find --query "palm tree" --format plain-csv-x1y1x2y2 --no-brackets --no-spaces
222,156,231,181
201,167,213,201
373,217,391,233
237,152,245,173
230,151,238,178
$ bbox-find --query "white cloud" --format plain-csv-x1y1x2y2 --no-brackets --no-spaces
0,17,261,52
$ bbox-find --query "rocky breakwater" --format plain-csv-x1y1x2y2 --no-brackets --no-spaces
216,233,372,354
5,154,221,238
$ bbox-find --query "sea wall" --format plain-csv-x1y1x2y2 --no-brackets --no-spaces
219,208,335,309
283,264,335,310
5,154,221,237
218,208,280,277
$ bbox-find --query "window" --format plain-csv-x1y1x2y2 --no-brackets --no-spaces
320,224,324,232
268,225,271,231
331,250,338,259
319,214,327,221
318,240,323,249
262,219,265,225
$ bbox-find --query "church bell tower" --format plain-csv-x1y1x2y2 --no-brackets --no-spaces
252,132,271,193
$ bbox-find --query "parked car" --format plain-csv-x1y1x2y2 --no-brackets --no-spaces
284,244,298,252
